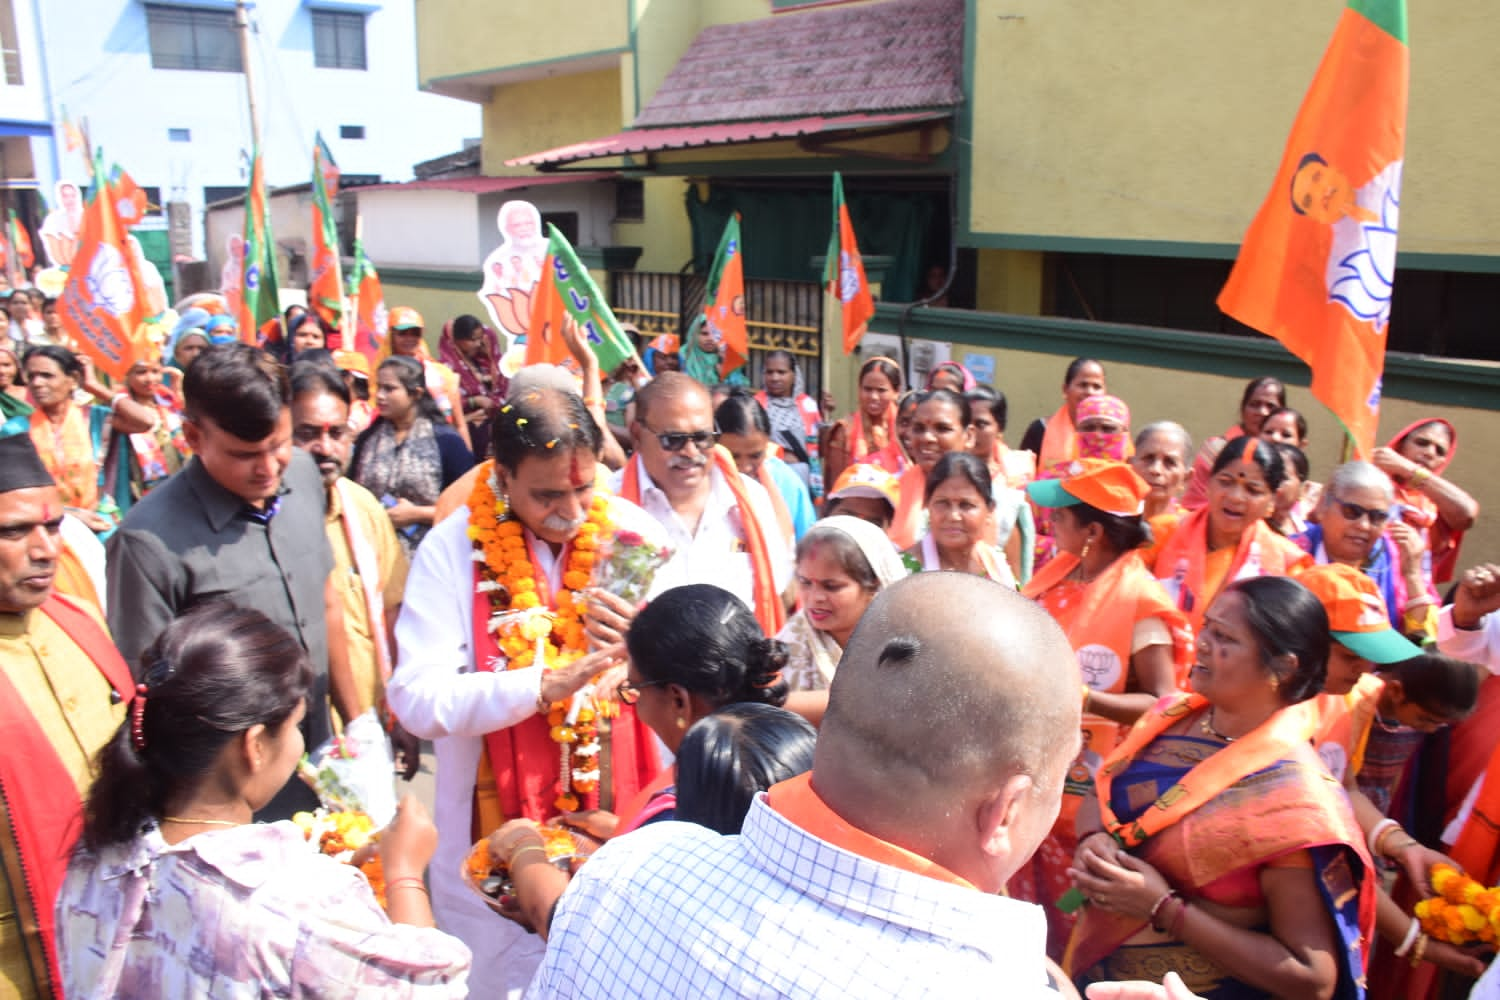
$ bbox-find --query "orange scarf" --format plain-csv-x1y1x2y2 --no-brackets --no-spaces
993,441,1035,489
29,406,96,509
1451,730,1500,886
618,449,785,636
768,772,973,888
755,447,795,542
1068,692,1375,977
890,463,927,550
1151,505,1310,634
1037,404,1078,475
848,408,901,470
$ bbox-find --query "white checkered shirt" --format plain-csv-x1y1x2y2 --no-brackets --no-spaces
529,795,1054,998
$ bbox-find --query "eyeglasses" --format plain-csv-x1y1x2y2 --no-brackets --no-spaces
617,678,669,705
1331,497,1391,527
641,423,719,453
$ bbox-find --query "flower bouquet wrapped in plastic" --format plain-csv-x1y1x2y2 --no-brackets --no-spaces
591,528,672,606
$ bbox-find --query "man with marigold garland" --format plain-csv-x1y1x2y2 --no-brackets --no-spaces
387,384,667,998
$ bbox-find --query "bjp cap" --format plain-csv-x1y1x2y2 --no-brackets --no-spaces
826,463,900,514
388,306,424,331
1027,459,1148,517
1298,563,1421,664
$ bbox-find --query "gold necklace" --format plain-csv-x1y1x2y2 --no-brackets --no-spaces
162,816,242,827
1200,708,1236,743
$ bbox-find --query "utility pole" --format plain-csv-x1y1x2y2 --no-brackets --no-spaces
235,0,261,150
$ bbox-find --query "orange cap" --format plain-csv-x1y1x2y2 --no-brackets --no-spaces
647,333,680,354
1026,459,1148,517
388,306,424,331
332,350,369,376
826,463,900,513
1298,563,1421,664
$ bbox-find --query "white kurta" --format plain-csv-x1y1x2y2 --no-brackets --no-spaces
609,457,793,612
387,494,667,999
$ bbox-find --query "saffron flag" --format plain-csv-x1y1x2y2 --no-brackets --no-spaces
704,213,749,379
526,224,634,372
309,133,344,331
1217,0,1407,457
236,145,281,345
823,172,875,355
57,153,155,380
7,212,34,272
346,230,386,364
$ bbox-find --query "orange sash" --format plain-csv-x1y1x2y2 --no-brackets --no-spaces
1036,404,1078,475
890,463,927,550
1068,693,1375,977
767,772,973,888
29,406,97,510
1301,674,1384,784
754,462,795,543
994,441,1036,489
847,409,901,471
1151,505,1310,634
618,450,785,636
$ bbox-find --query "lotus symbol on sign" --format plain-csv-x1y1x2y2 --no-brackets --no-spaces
838,252,860,303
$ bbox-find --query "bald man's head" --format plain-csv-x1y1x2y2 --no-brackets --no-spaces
633,370,709,427
631,372,716,506
814,573,1081,889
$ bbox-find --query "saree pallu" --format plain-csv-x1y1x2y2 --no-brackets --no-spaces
1069,707,1374,998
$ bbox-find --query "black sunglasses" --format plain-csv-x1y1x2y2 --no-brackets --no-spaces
617,678,669,705
1330,496,1391,528
642,423,719,453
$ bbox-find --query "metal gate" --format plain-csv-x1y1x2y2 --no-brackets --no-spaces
610,271,824,397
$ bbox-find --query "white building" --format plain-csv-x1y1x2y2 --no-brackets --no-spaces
0,0,56,216
37,0,478,264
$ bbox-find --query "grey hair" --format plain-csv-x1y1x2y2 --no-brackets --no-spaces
1321,461,1394,505
1134,420,1192,456
506,363,578,399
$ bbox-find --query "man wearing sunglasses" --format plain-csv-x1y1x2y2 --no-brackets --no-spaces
1300,461,1436,638
612,371,791,636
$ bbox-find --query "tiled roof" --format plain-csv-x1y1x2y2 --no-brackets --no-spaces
505,110,947,168
358,172,617,194
632,0,964,128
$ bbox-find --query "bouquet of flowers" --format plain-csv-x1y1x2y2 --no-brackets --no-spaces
293,808,387,907
297,709,397,825
591,529,672,606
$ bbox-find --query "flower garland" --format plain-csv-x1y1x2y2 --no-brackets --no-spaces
1415,863,1500,946
467,460,613,811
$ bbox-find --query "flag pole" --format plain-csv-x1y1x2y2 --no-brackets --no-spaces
348,213,363,342
235,0,262,156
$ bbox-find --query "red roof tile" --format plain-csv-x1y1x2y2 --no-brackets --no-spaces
633,0,963,128
358,172,617,194
505,110,947,168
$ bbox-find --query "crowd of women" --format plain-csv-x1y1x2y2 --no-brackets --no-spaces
33,293,1500,999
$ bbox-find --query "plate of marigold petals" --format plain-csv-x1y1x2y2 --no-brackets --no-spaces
463,821,600,914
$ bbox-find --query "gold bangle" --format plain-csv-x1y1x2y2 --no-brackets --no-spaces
1408,468,1432,490
1081,685,1092,713
1409,932,1429,968
508,844,547,867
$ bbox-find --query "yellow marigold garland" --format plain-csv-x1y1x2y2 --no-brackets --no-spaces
1416,863,1500,946
467,460,613,811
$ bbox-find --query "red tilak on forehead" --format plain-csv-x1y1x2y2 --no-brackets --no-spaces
42,503,54,521
568,453,593,488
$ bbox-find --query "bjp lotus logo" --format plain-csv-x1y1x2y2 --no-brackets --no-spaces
85,243,135,318
839,251,862,303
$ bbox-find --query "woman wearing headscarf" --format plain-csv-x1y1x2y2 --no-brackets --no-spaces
756,350,823,499
379,306,472,454
1372,417,1477,587
1032,393,1132,571
925,360,976,393
777,515,906,724
680,314,748,388
438,314,509,460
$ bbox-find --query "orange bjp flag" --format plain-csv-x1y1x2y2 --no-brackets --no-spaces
824,172,875,355
1217,0,1408,458
705,214,749,378
525,249,571,367
57,154,155,379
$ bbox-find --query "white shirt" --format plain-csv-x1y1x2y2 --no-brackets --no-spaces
530,795,1055,998
386,495,667,999
609,457,792,612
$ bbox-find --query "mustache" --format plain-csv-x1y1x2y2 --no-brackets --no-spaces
541,513,586,534
666,454,707,471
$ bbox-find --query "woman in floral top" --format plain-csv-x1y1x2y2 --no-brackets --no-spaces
57,604,470,998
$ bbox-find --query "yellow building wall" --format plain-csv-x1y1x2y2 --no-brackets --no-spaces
614,177,693,272
974,249,1045,315
379,284,482,344
418,0,628,90
481,68,626,176
969,1,1500,256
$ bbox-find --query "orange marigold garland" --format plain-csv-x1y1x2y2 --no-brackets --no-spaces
1415,863,1500,946
467,460,613,812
